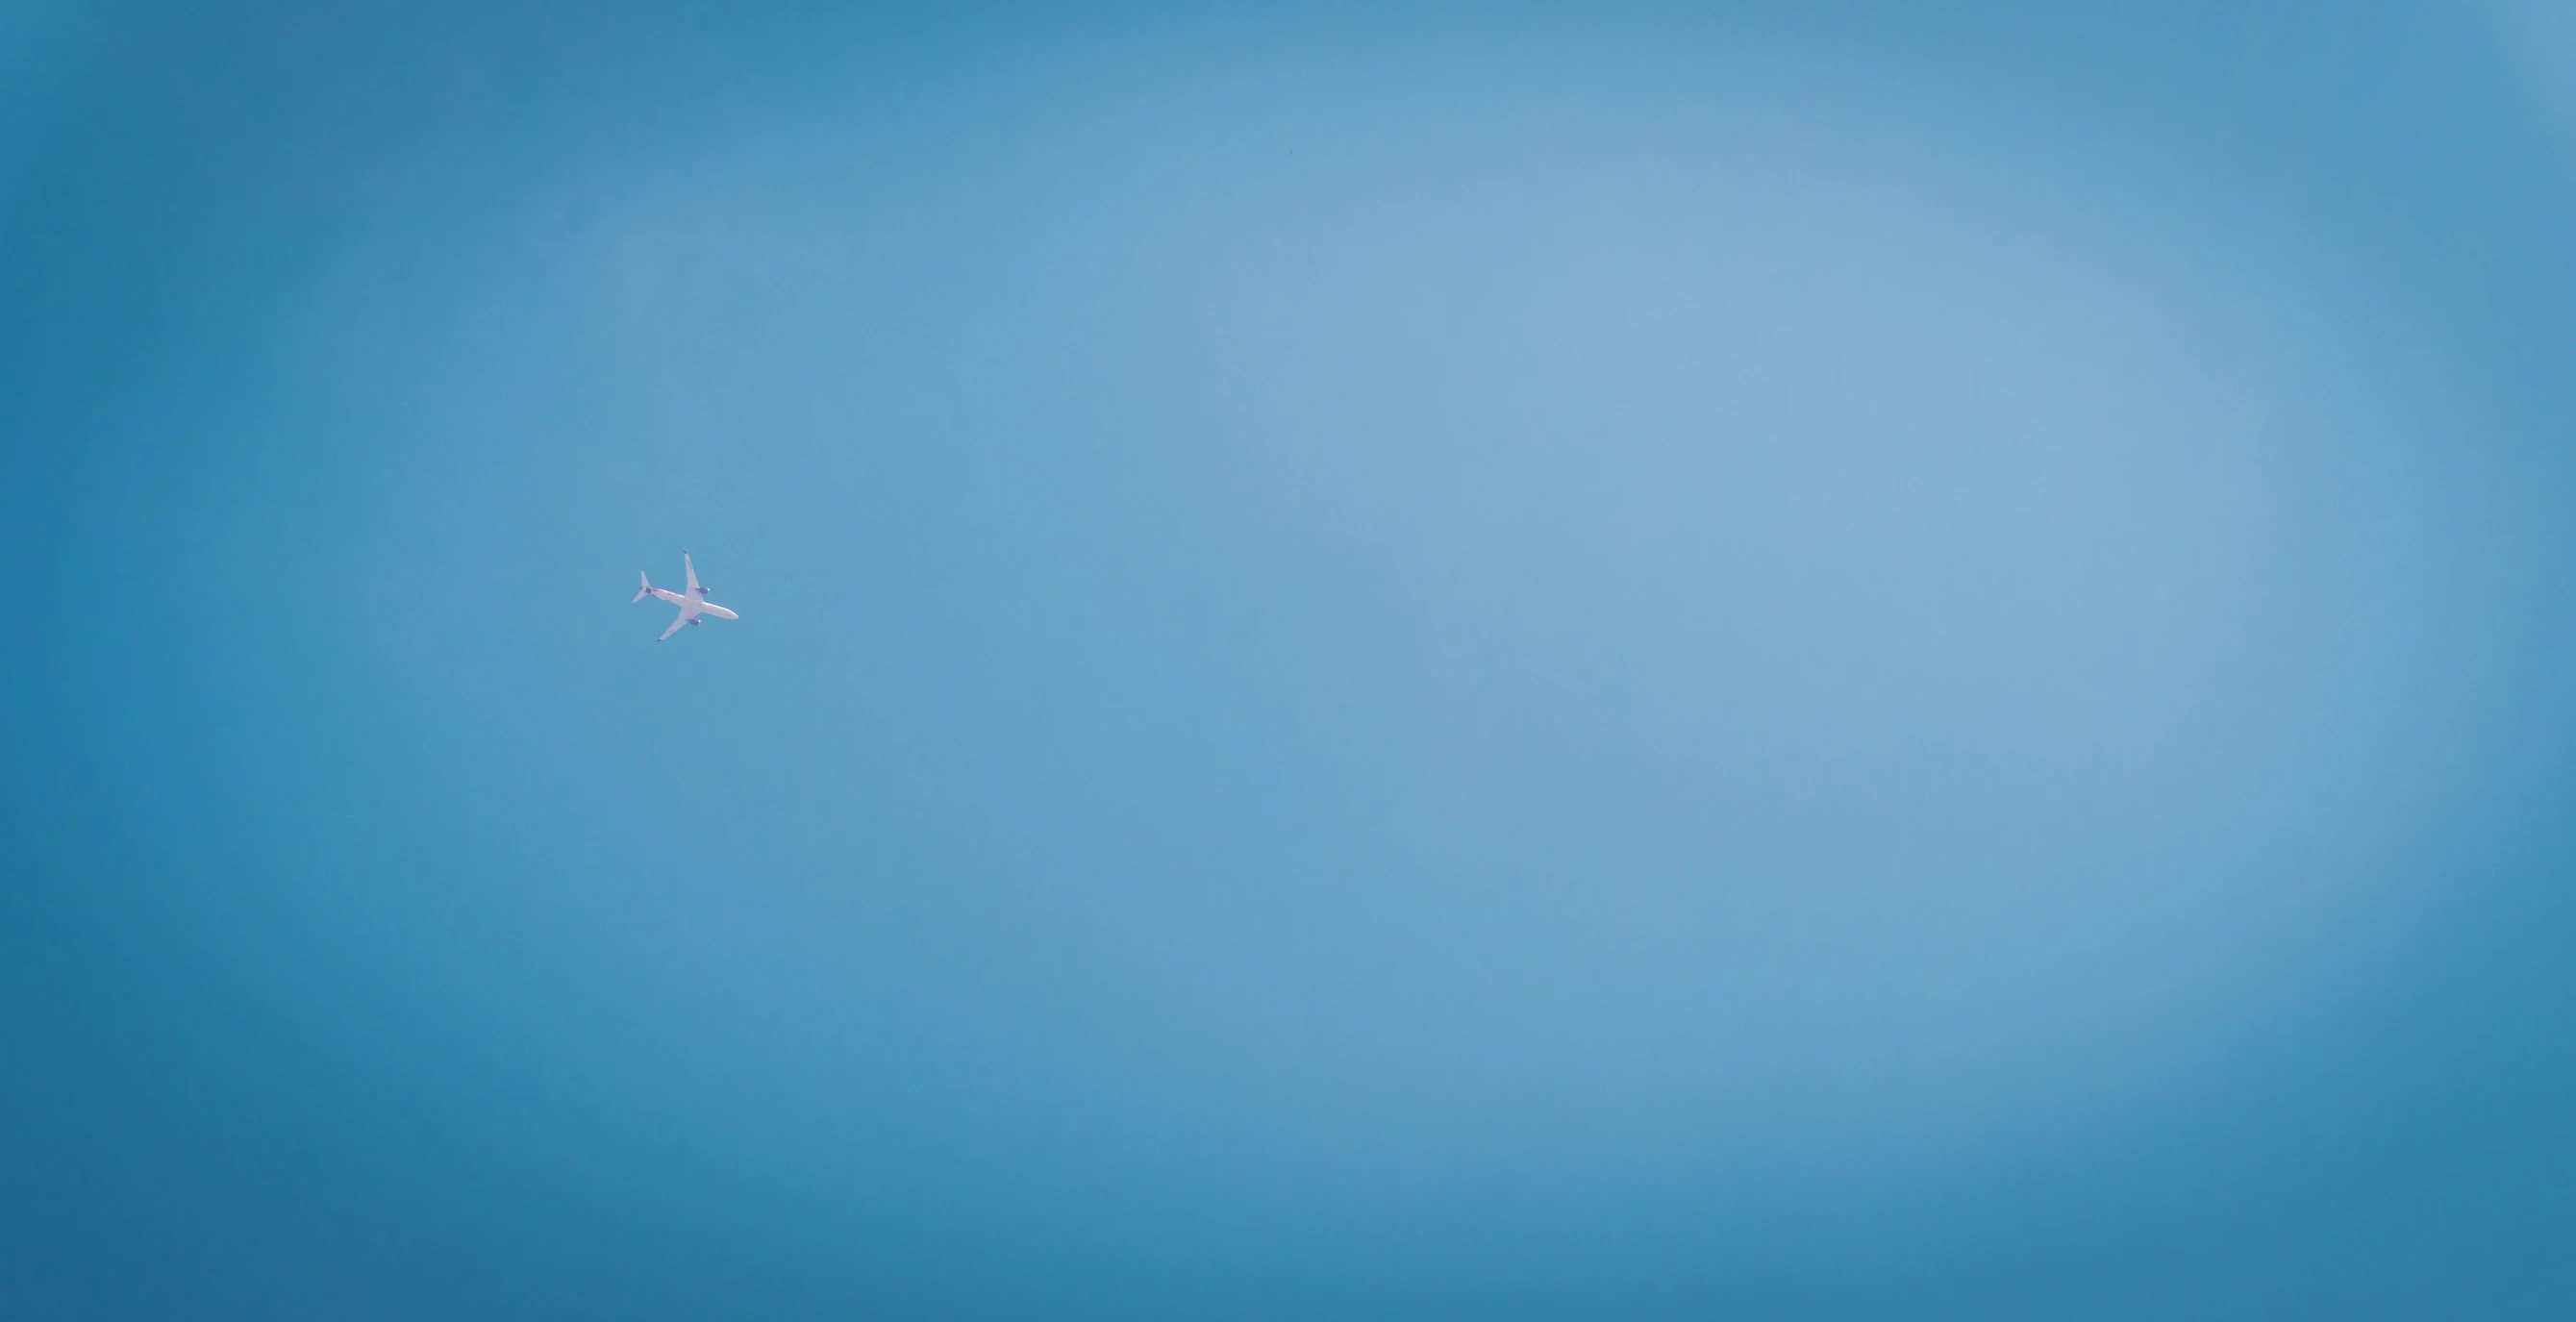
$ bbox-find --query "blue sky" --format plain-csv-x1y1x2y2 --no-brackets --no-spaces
6,3,2576,1317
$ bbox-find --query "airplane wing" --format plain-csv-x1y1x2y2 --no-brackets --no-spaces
658,611,689,642
684,553,702,596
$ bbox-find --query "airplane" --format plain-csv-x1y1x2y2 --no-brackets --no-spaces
634,552,738,641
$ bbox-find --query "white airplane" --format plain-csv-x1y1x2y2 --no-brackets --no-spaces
634,552,738,641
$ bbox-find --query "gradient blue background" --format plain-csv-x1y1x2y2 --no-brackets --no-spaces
7,2,2576,1317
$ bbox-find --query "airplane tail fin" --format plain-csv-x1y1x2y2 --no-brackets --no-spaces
633,571,652,604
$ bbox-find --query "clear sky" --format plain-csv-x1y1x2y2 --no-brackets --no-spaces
6,2,2576,1317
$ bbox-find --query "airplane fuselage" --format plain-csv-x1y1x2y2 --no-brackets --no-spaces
652,589,739,621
